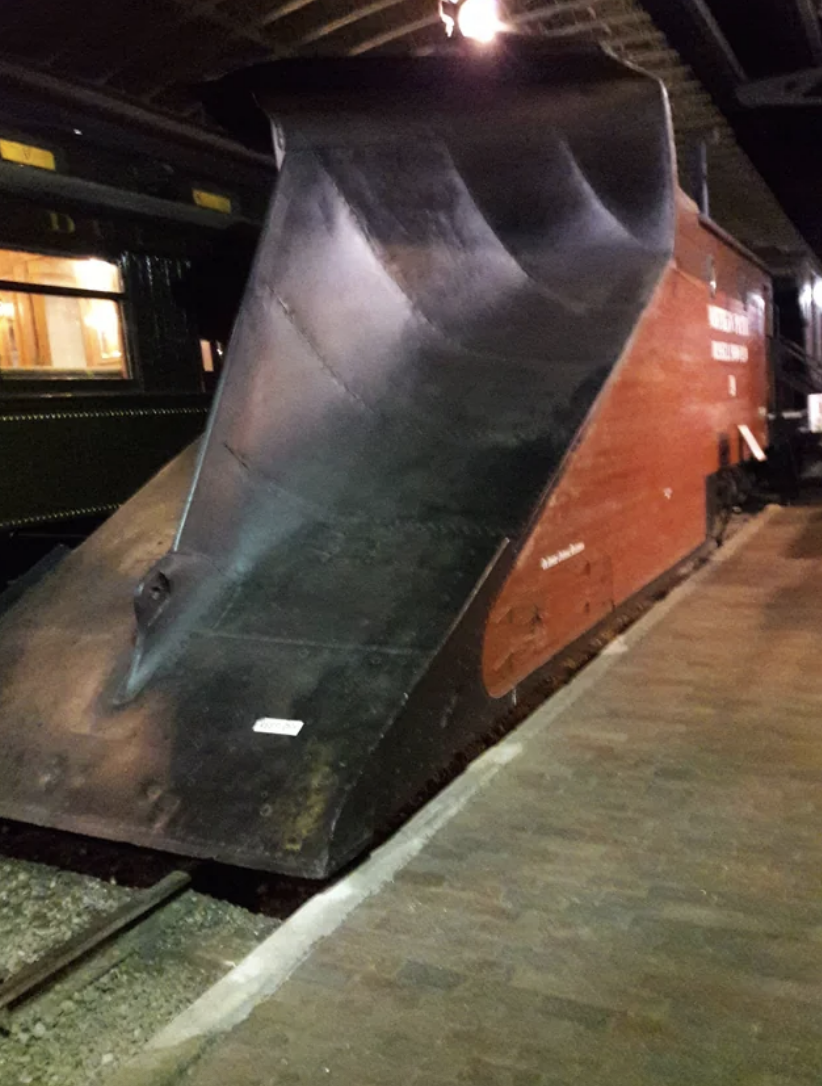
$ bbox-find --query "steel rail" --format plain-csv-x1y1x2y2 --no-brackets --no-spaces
0,871,191,1028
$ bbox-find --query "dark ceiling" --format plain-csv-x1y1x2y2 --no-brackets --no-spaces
0,0,447,113
1,0,822,261
700,0,817,77
644,0,822,261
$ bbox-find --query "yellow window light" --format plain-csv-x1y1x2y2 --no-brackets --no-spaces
192,189,232,214
0,139,56,171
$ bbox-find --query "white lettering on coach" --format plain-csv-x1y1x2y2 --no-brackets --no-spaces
711,341,749,363
540,541,585,571
708,305,749,337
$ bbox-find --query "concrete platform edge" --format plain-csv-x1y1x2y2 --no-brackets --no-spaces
111,506,779,1085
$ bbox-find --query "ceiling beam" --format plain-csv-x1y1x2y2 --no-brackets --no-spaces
738,67,822,106
513,0,634,26
640,0,747,92
295,0,416,47
257,0,321,29
794,0,822,63
347,14,440,54
617,47,681,67
680,0,746,81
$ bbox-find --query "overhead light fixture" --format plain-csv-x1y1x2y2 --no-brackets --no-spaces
457,0,501,42
439,0,502,43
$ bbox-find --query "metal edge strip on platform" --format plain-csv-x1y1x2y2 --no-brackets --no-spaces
111,506,780,1084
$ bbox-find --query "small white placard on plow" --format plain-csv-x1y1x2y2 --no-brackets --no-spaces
253,718,305,737
738,424,767,462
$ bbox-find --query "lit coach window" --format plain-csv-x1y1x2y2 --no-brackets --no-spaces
199,339,225,374
0,249,126,377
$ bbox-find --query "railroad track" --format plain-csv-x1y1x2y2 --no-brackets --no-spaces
0,842,280,1086
0,870,192,1031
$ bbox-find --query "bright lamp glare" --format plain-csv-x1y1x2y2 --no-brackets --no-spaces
813,278,822,308
457,0,501,42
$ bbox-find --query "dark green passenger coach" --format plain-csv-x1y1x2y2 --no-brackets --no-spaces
0,67,272,576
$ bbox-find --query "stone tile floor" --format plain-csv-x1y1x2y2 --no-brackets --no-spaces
162,508,822,1085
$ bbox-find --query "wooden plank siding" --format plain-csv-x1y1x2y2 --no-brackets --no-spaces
483,192,771,695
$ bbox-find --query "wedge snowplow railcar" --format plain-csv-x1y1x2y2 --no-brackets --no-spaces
0,43,769,877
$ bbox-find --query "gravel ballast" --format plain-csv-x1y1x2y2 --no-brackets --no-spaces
0,858,275,1085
